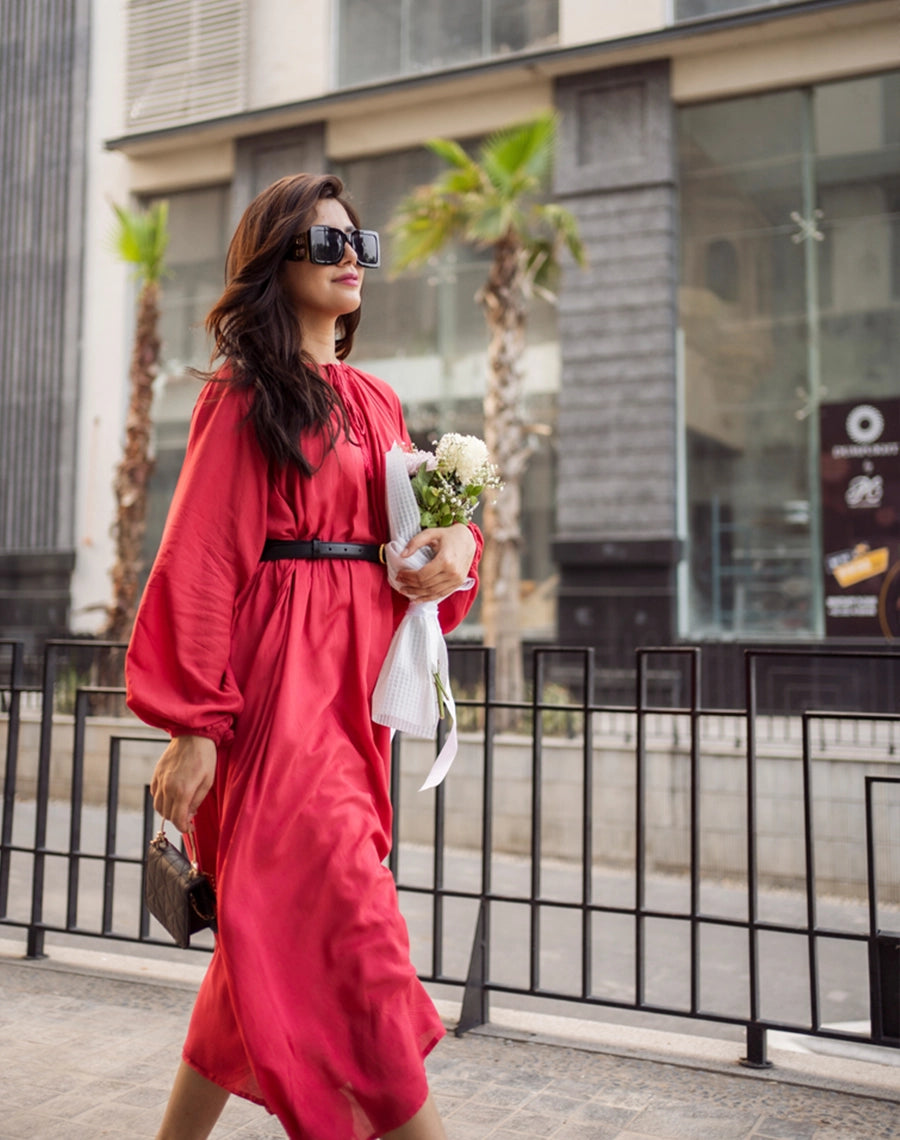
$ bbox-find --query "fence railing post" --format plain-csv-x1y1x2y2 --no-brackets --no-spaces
1,640,25,918
455,645,495,1036
456,898,489,1035
741,1024,771,1069
27,642,59,957
745,651,760,1037
865,774,900,1043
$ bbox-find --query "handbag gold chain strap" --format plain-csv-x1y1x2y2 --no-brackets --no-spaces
152,824,204,873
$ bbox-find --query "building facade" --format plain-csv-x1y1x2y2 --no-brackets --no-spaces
2,0,899,702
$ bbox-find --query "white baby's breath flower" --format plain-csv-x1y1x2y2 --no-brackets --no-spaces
435,433,491,486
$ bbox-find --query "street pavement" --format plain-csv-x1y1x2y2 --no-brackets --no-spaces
3,800,900,1136
1,938,899,1140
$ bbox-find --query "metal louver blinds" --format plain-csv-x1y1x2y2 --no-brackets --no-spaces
126,0,246,130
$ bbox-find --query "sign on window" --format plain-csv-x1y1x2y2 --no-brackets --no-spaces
820,398,900,639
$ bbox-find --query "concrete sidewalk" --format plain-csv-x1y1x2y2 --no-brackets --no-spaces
0,940,898,1140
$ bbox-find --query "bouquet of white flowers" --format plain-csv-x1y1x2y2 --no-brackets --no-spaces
405,433,501,529
371,436,500,789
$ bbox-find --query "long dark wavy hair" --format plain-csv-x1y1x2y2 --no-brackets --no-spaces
203,173,362,474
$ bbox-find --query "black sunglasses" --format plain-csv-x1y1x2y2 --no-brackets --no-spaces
286,225,381,268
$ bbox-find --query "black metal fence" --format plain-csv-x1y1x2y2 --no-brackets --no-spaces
2,637,900,1069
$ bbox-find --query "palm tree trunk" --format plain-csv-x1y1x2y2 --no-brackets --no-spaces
103,280,159,645
480,235,530,716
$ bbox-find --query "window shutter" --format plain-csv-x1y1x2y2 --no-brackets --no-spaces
126,0,246,130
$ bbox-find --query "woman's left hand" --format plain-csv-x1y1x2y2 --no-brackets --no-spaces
395,523,476,603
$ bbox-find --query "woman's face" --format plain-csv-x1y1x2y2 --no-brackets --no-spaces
280,197,365,323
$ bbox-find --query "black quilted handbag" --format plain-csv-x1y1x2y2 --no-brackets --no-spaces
145,826,217,949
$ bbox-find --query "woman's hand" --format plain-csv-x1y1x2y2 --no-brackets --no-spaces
395,523,477,603
150,734,217,832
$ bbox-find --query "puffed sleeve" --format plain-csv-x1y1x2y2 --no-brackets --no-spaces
125,381,268,745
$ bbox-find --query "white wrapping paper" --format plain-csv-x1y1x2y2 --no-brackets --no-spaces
371,444,473,789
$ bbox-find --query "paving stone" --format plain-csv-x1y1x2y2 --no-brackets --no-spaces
487,1109,559,1136
753,1119,819,1139
518,1092,586,1116
470,1083,535,1109
571,1100,643,1127
549,1127,625,1140
2,1113,101,1140
445,1101,512,1128
625,1104,761,1138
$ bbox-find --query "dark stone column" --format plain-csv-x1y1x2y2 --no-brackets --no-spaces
552,61,680,685
0,552,76,661
0,0,90,651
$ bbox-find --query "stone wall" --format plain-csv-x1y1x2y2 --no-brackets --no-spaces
0,0,90,653
552,60,681,668
1,714,165,810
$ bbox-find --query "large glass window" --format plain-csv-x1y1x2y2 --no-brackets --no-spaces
151,184,231,376
678,72,900,638
673,0,817,20
339,146,560,639
336,0,558,87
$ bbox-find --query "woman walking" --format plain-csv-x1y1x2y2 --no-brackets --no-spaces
126,172,481,1139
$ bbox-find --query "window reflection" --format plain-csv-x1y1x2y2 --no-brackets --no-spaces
673,0,817,21
678,72,900,638
335,0,558,87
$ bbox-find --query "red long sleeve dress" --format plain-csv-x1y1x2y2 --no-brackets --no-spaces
125,363,482,1139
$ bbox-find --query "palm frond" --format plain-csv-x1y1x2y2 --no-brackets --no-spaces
426,136,476,171
109,200,169,284
390,113,585,283
390,190,465,270
434,164,485,197
465,202,509,245
481,112,556,196
537,202,587,267
526,240,559,293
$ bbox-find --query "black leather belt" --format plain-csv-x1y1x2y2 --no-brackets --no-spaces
260,538,385,564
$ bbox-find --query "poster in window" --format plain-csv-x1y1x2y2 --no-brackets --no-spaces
820,398,900,639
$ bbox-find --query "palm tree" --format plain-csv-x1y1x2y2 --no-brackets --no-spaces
101,200,169,646
391,112,585,706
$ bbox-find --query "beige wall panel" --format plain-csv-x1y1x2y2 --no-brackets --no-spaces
560,0,666,46
673,16,900,103
248,0,330,108
327,80,554,158
126,142,236,194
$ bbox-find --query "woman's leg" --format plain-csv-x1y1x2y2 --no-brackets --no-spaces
154,1060,231,1140
382,1091,447,1140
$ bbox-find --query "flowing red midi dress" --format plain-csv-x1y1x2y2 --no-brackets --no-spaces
125,363,482,1139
